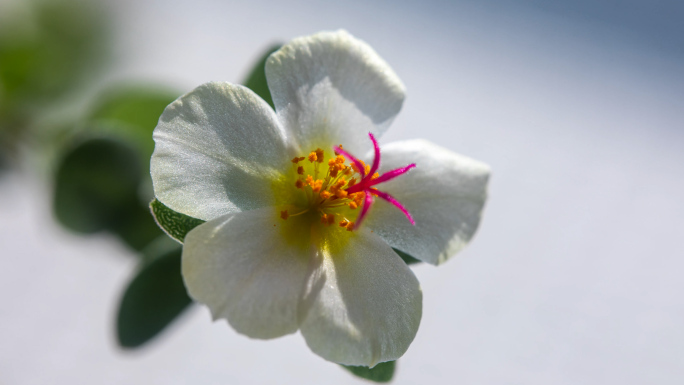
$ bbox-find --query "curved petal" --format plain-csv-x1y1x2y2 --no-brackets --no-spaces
266,30,405,155
151,82,292,221
182,208,312,339
364,140,490,265
298,230,422,367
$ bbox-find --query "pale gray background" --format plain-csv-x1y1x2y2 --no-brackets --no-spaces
2,0,683,384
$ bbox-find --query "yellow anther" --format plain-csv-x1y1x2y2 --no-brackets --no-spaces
371,172,379,180
308,152,317,162
348,201,358,209
346,221,355,231
335,179,346,188
351,160,367,174
291,157,301,164
280,210,289,220
348,178,357,188
335,189,348,199
312,179,323,193
295,179,304,189
351,192,365,206
343,168,352,176
321,213,335,226
339,219,349,227
315,148,325,163
320,190,331,199
330,169,339,177
335,155,345,164
328,158,337,167
305,175,314,186
297,166,304,175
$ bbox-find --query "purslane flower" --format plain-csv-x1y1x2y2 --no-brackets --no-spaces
150,30,490,367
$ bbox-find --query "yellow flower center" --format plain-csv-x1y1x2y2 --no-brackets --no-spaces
280,146,370,231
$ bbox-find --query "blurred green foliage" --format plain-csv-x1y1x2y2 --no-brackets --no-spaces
0,0,109,165
343,360,396,383
52,86,179,251
89,87,181,158
53,138,141,233
117,246,191,348
0,0,106,103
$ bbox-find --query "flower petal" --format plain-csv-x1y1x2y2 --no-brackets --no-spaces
266,30,405,154
298,230,422,367
182,208,311,339
151,82,292,221
364,140,490,265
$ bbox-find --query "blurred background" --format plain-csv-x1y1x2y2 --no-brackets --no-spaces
1,0,683,383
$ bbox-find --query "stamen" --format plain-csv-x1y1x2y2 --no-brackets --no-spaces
315,148,325,163
334,146,366,178
311,179,323,193
354,192,374,229
289,208,310,217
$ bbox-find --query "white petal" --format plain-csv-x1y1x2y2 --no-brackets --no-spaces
266,30,405,154
182,208,311,339
298,230,422,367
365,140,490,265
151,82,292,221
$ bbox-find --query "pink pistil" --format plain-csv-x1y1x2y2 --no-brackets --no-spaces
335,133,416,229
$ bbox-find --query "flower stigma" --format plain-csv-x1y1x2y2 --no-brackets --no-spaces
279,133,416,234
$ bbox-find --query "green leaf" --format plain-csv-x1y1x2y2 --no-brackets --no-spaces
150,198,205,243
53,137,163,250
342,361,396,383
89,87,179,158
393,248,421,265
242,44,281,109
117,245,192,348
53,138,142,233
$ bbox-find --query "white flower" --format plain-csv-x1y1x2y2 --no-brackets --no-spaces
150,30,490,367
